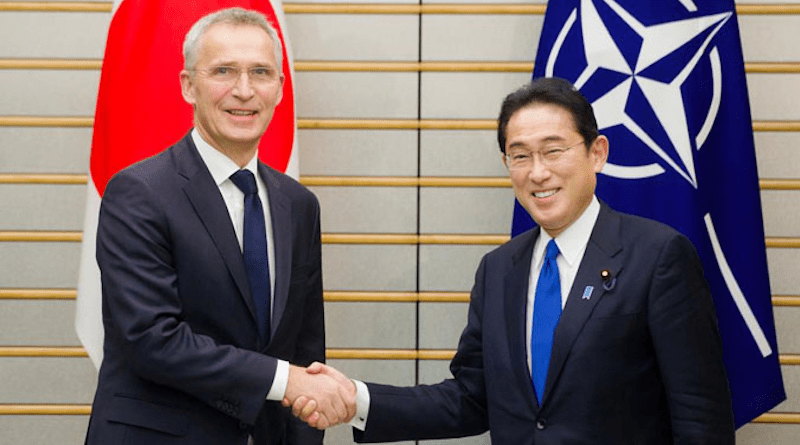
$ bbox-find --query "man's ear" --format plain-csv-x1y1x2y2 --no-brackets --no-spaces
275,73,286,105
590,135,609,173
179,70,196,105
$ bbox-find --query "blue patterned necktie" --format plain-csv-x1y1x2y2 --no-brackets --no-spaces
531,239,561,405
230,169,271,342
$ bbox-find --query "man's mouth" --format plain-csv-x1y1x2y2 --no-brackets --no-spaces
227,110,257,116
533,189,559,199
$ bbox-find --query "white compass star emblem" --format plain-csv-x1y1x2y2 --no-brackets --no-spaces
545,0,731,188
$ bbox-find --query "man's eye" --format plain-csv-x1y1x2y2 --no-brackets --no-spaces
251,67,269,76
213,67,234,75
512,154,531,161
543,148,564,157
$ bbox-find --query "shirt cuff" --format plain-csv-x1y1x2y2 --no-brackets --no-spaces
349,379,370,431
265,360,289,401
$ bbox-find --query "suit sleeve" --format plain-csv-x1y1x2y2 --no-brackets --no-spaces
353,257,490,443
647,234,735,443
283,194,325,445
97,171,276,425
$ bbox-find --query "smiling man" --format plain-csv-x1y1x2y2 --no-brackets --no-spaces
291,77,735,444
84,8,353,445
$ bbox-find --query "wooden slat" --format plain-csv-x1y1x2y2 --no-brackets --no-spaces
321,233,419,244
2,2,800,14
301,176,512,187
419,234,509,245
418,292,470,303
3,290,798,306
4,59,800,74
324,291,419,302
737,4,800,14
0,404,797,424
3,116,800,132
328,349,455,360
299,118,496,130
747,62,800,73
3,347,799,366
0,347,87,357
0,288,76,299
296,60,534,72
761,179,800,190
751,412,800,424
283,3,800,15
419,177,511,187
0,1,110,12
0,404,91,415
0,173,87,184
321,233,508,245
772,295,800,307
0,59,101,70
766,237,800,248
0,231,82,242
3,174,800,191
0,116,93,127
302,176,419,187
2,231,800,248
782,354,800,365
324,291,471,303
753,121,800,132
326,348,417,360
3,2,800,14
323,291,469,303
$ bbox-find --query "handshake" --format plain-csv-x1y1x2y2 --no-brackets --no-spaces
282,362,357,430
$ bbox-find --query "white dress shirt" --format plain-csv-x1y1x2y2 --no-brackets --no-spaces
525,196,599,375
351,196,601,431
192,130,289,401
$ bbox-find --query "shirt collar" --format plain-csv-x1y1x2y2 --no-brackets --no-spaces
192,129,259,186
534,196,601,267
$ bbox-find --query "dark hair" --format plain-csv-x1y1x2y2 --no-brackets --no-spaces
497,77,599,153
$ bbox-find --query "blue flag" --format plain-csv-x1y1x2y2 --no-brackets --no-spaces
515,0,786,427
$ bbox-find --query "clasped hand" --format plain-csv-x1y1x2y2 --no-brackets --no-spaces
282,362,356,429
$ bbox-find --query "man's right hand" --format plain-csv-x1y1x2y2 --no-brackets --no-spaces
282,363,356,429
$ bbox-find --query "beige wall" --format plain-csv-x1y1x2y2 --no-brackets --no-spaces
0,0,798,443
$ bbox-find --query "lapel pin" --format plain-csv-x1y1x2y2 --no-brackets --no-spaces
600,269,617,291
582,285,594,300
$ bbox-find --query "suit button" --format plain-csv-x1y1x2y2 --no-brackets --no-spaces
238,421,249,431
536,419,547,430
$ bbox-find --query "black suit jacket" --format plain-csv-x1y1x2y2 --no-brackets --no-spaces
355,203,734,444
85,133,325,445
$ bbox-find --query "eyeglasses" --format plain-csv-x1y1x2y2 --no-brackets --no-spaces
192,65,279,86
504,140,584,170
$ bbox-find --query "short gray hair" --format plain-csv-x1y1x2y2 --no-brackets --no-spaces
183,7,283,73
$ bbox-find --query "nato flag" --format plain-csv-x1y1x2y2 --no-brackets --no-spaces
513,0,786,427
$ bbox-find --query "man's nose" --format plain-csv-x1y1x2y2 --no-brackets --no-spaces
527,157,551,182
231,72,255,97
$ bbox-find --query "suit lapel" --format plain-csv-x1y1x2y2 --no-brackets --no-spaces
503,228,540,412
176,135,257,321
259,163,292,343
543,204,624,404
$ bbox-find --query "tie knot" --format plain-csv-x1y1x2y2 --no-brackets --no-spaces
230,169,258,196
545,239,559,261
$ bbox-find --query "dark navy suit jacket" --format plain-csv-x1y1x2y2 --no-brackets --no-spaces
85,133,325,445
355,203,734,444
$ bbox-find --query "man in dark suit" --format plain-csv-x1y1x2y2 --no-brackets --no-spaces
291,77,735,443
84,8,352,445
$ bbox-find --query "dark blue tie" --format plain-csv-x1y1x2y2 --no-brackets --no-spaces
531,239,561,405
230,169,271,342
